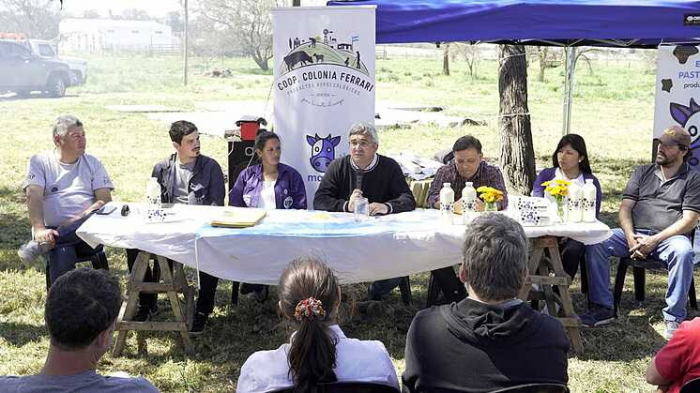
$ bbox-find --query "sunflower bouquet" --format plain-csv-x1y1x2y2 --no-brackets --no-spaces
541,179,570,220
476,186,504,211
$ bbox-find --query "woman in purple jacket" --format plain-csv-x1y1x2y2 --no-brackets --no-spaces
229,130,307,299
533,134,602,283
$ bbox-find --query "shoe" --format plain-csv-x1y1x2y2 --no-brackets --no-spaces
17,240,51,264
132,303,158,322
579,305,615,327
665,321,681,340
190,312,208,335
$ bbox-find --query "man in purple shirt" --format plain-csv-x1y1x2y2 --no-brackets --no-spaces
428,136,509,304
428,135,509,211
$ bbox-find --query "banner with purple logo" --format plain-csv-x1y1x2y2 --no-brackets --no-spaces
272,6,376,207
654,45,700,168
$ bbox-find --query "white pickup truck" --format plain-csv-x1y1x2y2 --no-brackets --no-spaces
24,39,88,86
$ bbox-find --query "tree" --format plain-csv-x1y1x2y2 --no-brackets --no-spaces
165,10,184,33
442,43,450,76
0,0,60,39
454,42,480,79
121,8,151,21
498,44,536,195
197,0,282,71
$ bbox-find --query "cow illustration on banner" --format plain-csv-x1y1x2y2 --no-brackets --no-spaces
272,6,376,207
654,45,700,168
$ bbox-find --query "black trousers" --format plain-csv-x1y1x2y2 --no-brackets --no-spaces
559,238,586,281
125,249,219,315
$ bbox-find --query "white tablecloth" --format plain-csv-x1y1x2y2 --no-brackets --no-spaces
76,203,612,285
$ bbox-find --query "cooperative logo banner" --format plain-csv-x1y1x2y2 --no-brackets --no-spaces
654,45,700,168
272,6,376,207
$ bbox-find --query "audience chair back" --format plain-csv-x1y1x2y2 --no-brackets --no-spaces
272,382,400,393
681,377,700,393
489,383,569,393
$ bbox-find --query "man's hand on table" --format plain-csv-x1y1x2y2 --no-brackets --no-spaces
348,189,363,212
369,202,388,216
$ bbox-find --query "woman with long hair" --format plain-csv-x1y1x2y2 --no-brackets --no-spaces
230,130,307,300
533,133,602,282
237,257,399,393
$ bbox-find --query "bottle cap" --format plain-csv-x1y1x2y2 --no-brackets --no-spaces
465,182,473,187
443,182,451,187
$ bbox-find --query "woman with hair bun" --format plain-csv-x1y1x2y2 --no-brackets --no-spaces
237,257,399,393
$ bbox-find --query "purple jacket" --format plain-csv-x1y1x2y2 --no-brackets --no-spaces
532,167,602,216
229,163,307,209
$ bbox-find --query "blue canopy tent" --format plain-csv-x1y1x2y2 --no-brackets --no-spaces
327,0,700,133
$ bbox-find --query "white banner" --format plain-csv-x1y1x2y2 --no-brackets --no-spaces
654,44,700,168
272,6,376,207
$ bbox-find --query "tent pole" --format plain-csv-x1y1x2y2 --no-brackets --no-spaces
562,46,577,135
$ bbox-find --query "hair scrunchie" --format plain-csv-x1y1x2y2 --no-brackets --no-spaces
294,297,326,321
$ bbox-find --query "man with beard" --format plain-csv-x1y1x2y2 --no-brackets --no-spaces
580,125,700,339
128,120,225,334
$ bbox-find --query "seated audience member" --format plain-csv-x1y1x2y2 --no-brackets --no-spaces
229,130,307,300
127,120,225,334
402,214,569,392
533,134,602,282
647,317,700,393
427,135,508,211
19,115,113,285
0,268,159,392
314,122,416,300
237,257,399,393
581,125,700,337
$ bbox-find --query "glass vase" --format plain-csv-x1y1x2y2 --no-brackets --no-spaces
484,201,498,212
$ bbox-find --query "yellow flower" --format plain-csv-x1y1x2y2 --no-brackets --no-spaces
541,180,552,187
555,179,571,186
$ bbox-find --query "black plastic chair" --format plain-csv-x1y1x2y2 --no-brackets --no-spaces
681,376,700,393
490,383,569,393
613,255,697,316
272,382,400,393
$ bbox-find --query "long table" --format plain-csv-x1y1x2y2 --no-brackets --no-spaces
78,203,611,285
77,203,611,354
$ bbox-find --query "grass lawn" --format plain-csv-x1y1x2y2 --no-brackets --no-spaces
0,51,691,392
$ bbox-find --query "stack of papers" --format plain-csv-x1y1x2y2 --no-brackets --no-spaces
210,209,266,228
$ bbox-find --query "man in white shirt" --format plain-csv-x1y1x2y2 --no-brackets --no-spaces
20,115,113,286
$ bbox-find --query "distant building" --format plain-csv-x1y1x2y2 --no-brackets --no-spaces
59,18,181,54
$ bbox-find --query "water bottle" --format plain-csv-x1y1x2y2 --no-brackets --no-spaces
354,196,369,222
567,182,582,223
439,183,455,224
146,177,161,208
461,182,477,224
582,179,597,222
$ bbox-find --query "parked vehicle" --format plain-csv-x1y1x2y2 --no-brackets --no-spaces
25,39,88,85
0,39,72,98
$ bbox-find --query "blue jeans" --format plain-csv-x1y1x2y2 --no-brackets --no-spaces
586,228,696,322
45,214,104,285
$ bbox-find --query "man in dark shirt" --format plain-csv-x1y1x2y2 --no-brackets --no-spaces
314,122,416,299
402,214,569,392
428,135,508,211
581,125,700,339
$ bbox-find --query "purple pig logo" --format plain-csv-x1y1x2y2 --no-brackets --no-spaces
306,133,341,173
670,98,700,166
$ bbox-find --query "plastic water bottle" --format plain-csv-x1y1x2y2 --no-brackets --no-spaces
146,177,161,208
582,179,597,222
354,196,369,222
439,182,454,224
567,182,582,223
461,182,477,224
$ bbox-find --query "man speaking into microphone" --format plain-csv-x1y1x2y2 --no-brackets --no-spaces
314,122,416,299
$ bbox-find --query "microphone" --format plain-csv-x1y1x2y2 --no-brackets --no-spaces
355,169,364,192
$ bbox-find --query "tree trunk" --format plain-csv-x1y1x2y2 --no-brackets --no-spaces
538,47,548,82
498,44,536,195
442,43,450,76
252,49,269,71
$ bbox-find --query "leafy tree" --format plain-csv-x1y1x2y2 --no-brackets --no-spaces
0,0,60,39
197,0,283,71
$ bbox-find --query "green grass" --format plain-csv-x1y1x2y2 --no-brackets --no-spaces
0,52,690,392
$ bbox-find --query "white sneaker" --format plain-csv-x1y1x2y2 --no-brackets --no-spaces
665,321,681,340
17,241,51,265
